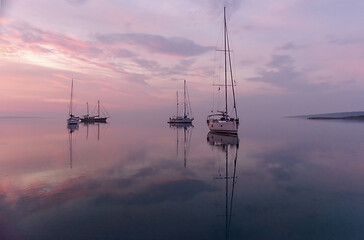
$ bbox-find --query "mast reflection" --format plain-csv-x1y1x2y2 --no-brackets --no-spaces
169,123,193,167
67,124,79,169
82,122,107,140
207,131,239,240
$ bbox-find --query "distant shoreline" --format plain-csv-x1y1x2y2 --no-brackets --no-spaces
308,115,364,120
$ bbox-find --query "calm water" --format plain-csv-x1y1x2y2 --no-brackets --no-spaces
0,115,364,240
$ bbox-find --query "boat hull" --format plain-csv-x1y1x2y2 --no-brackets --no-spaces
67,117,79,125
207,119,238,134
168,117,194,124
81,117,107,123
93,117,107,123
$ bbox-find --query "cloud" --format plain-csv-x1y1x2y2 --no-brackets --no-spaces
202,0,245,16
96,33,214,57
8,22,103,58
276,42,306,51
64,0,87,5
1,21,205,87
327,35,364,45
114,49,137,58
247,54,329,92
123,72,149,85
0,22,153,85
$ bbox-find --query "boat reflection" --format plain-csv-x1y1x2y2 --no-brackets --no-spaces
208,131,239,239
169,122,193,167
67,123,79,133
207,131,239,149
82,122,108,140
67,124,78,169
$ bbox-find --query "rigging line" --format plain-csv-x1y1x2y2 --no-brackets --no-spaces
226,20,238,118
89,103,97,116
186,82,193,117
101,104,110,117
69,79,73,116
224,6,228,115
184,80,187,117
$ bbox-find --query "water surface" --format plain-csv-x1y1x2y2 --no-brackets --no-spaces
0,116,363,239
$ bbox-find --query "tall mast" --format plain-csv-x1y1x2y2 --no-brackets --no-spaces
98,100,100,117
69,79,74,116
184,80,187,117
86,102,89,116
176,91,179,117
224,7,228,115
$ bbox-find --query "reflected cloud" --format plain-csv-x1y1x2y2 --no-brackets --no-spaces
256,148,307,182
95,179,215,206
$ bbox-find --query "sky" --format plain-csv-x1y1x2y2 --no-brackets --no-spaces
1,0,364,118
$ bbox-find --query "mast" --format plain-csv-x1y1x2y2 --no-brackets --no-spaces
176,91,179,117
86,102,89,116
184,80,187,117
224,7,228,115
97,100,100,117
69,79,74,116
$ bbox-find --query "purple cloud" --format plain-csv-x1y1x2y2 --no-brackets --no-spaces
247,54,329,91
276,42,307,51
64,0,87,5
327,35,364,45
96,33,214,57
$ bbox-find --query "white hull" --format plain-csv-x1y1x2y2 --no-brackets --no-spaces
207,119,238,134
168,117,194,124
67,117,79,125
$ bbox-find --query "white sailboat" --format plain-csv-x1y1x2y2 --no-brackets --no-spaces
67,79,79,125
168,80,194,124
207,7,239,135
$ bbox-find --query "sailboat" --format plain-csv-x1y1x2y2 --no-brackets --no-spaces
67,79,79,125
207,7,239,134
80,100,109,123
168,80,194,124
